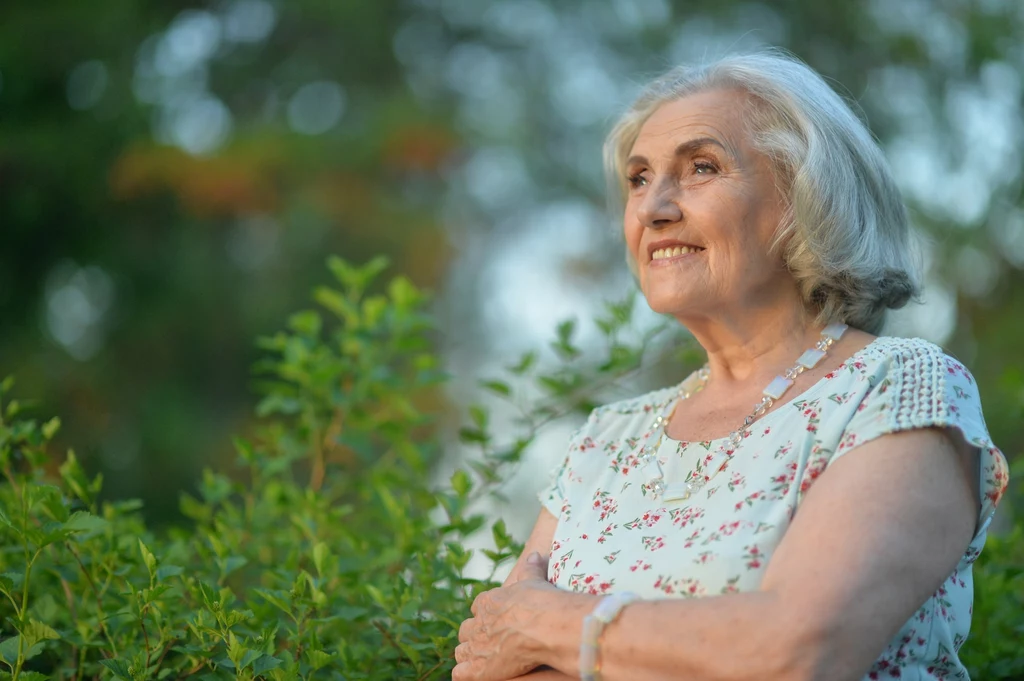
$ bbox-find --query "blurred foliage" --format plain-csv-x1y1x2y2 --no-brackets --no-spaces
0,258,667,679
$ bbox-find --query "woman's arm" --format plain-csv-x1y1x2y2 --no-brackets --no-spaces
502,508,559,587
508,427,978,681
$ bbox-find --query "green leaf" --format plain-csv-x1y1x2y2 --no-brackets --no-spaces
59,452,97,506
16,673,48,681
335,606,369,621
255,589,291,615
469,405,488,429
217,555,248,579
306,649,334,671
41,417,60,441
491,519,511,550
64,511,108,536
287,310,322,338
508,351,536,375
0,572,24,594
99,658,133,680
450,470,472,497
0,637,19,665
458,427,488,445
479,379,511,396
312,541,332,577
387,275,421,310
139,539,157,577
23,619,60,648
313,287,359,327
251,654,283,675
156,565,184,581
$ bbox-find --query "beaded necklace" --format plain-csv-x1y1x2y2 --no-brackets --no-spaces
639,323,849,502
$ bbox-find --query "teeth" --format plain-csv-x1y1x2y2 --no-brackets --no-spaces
651,246,701,260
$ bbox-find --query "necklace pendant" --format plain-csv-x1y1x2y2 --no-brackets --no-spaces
649,479,666,498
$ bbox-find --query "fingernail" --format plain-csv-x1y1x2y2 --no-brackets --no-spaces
526,551,541,564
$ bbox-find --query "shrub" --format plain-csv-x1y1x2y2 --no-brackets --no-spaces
0,257,1019,679
0,257,660,680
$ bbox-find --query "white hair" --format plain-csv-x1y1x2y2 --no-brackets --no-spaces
605,50,919,334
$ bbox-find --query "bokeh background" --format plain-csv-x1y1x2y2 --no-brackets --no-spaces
2,0,1022,539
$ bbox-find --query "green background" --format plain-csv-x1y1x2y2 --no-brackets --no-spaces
1,0,1020,533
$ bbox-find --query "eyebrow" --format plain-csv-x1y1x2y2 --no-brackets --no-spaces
625,136,730,168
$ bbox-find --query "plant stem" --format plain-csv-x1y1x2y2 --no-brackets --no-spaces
66,542,118,657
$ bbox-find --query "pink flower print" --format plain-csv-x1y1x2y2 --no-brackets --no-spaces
694,550,715,565
727,471,745,492
719,520,743,536
761,426,771,437
629,559,652,572
799,456,829,494
838,431,858,453
603,550,620,564
743,545,763,570
592,489,619,521
734,490,764,511
653,574,675,595
677,577,705,597
571,573,614,595
670,506,704,528
578,436,596,451
641,535,665,552
580,533,588,540
773,442,792,460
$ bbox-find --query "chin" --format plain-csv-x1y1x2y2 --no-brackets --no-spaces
642,291,698,317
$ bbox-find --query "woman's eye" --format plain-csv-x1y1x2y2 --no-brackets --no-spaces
694,162,717,175
627,173,648,188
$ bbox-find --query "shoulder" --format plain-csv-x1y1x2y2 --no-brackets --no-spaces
859,336,981,413
861,335,974,380
839,335,997,459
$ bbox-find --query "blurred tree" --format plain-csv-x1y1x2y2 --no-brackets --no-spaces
1,0,1021,525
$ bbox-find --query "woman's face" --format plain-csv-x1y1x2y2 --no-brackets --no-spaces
623,88,791,321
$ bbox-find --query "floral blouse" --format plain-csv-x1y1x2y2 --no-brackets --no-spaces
539,336,1008,680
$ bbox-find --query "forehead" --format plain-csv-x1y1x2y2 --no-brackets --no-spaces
631,88,752,155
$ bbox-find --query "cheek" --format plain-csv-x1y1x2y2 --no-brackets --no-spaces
622,202,643,251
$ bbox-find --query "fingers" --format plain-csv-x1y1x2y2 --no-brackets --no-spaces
470,588,492,617
458,616,475,642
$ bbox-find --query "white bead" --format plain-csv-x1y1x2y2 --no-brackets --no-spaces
796,348,826,369
764,376,794,400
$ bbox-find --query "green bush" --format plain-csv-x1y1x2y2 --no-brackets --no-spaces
0,257,1019,679
0,257,660,680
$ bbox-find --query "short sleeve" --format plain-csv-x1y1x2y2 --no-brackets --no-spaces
538,451,572,518
537,412,596,519
826,341,1009,540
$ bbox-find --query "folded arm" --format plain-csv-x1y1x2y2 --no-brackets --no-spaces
517,427,978,681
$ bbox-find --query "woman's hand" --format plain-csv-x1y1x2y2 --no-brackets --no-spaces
453,552,563,681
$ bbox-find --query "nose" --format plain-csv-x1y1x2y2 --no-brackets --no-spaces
635,181,682,230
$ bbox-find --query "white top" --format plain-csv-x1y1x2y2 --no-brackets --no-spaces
539,336,1008,680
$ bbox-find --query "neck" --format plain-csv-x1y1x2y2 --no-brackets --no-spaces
680,298,821,391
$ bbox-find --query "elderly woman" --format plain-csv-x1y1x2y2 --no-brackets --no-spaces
453,52,1008,681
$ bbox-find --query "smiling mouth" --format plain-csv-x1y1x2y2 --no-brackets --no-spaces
650,246,704,261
